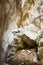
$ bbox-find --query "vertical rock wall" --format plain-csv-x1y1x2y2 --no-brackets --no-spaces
0,0,43,65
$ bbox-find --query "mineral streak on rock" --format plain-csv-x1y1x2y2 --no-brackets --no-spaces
0,0,43,65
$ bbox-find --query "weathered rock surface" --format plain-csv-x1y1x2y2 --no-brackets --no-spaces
6,49,37,65
0,0,43,65
37,47,43,60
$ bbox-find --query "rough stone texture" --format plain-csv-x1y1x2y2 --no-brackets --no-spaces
6,49,37,65
37,47,43,60
0,0,43,65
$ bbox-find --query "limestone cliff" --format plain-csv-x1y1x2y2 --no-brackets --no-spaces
0,0,43,65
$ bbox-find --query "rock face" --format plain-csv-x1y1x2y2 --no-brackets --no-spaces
0,0,43,65
6,49,37,65
37,47,43,60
